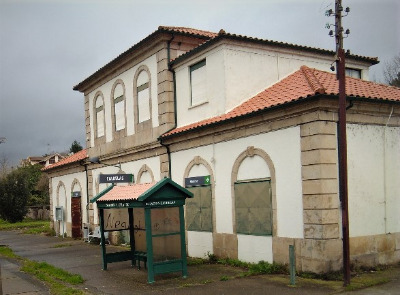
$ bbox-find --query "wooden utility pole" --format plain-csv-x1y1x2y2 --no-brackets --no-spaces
335,0,351,286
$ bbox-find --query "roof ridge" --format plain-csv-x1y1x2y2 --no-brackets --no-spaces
300,66,326,94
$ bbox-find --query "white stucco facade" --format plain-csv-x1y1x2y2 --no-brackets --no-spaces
51,171,87,236
347,124,400,237
171,126,303,261
175,42,371,129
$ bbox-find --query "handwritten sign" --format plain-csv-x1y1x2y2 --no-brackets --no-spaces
104,209,129,231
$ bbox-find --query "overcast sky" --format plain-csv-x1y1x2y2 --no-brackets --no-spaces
0,0,399,167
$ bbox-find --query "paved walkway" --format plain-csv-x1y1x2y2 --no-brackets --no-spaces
1,230,399,295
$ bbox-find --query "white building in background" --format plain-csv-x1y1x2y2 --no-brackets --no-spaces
43,26,400,273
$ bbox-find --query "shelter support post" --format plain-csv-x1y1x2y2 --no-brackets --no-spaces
145,207,155,283
179,206,188,278
128,208,135,267
99,209,107,270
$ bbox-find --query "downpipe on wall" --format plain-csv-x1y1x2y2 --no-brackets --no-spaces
383,106,393,234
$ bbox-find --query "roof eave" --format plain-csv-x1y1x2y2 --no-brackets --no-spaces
170,33,379,68
160,94,399,141
73,28,213,93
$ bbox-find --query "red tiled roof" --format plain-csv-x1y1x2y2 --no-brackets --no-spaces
97,183,156,202
158,26,218,38
42,149,87,171
162,66,400,138
171,31,379,67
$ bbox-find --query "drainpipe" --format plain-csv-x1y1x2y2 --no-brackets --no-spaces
79,160,90,227
383,106,393,233
158,34,177,178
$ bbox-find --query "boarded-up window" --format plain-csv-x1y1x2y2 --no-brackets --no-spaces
95,97,105,137
185,185,212,232
137,71,150,123
114,83,125,131
190,59,206,106
234,180,272,236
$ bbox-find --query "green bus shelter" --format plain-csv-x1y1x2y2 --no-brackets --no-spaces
90,177,193,283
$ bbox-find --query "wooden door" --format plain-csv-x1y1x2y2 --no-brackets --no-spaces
71,196,82,238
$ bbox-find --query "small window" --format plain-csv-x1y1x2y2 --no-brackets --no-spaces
185,185,212,232
235,180,272,236
190,59,207,106
95,95,105,138
345,68,361,79
113,83,125,131
137,71,150,123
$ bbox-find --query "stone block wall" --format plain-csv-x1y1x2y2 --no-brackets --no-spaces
300,120,342,273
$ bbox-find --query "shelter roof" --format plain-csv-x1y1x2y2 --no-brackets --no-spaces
91,178,193,205
95,183,156,202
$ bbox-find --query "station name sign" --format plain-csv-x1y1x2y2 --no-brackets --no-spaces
99,174,134,184
185,175,211,187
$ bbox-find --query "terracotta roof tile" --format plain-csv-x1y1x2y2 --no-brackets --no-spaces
162,66,400,138
42,149,87,171
97,183,156,202
158,26,218,38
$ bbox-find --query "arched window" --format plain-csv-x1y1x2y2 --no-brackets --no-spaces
233,147,274,236
134,66,152,130
94,94,105,138
137,70,150,123
137,164,154,184
184,156,214,232
112,81,126,131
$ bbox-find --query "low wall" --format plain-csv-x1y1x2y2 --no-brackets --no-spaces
26,206,50,220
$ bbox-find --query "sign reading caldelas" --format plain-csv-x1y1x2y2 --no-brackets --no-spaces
99,174,134,184
185,175,211,187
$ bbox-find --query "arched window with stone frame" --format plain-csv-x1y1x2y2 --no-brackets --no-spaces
94,92,105,139
133,66,152,131
111,80,126,134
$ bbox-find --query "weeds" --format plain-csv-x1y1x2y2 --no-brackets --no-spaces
0,245,85,295
0,218,54,235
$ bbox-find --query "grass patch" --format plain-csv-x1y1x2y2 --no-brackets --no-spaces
345,273,390,291
0,245,85,295
219,275,230,281
0,245,20,259
0,218,54,236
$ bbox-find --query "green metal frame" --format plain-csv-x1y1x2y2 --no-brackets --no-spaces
92,178,193,283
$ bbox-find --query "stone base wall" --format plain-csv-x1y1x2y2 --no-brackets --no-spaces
272,233,400,274
25,206,50,220
213,233,238,259
350,232,400,268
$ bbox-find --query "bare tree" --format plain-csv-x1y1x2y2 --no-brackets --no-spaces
383,52,400,87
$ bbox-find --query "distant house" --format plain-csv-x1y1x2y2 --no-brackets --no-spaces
43,26,400,274
22,153,67,167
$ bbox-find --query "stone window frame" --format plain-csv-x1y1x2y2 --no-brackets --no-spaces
93,91,106,145
133,65,152,132
231,146,277,236
56,181,67,222
137,164,155,184
183,156,216,233
71,178,84,220
110,79,127,139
